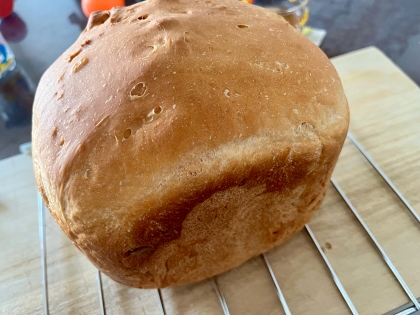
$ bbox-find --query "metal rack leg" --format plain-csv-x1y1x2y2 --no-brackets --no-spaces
157,289,167,315
347,133,420,225
331,178,420,311
37,193,49,315
212,277,230,315
305,225,359,315
96,270,106,315
261,253,293,315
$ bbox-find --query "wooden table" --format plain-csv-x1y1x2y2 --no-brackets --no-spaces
1,47,420,315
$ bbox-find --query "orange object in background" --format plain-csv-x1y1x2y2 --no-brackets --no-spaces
81,0,125,18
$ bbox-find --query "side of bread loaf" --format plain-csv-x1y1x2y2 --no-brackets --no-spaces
32,0,349,288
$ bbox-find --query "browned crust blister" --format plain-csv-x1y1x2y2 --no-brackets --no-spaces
32,0,349,288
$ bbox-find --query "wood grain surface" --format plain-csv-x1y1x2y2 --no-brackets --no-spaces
1,47,419,315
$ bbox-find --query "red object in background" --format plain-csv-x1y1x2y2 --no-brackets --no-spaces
81,0,125,18
0,0,14,18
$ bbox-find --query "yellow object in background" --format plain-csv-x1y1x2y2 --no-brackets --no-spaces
301,26,312,36
0,58,13,73
299,7,309,26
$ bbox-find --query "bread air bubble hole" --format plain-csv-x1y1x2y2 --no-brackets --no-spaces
130,82,147,100
138,14,149,20
149,45,157,53
127,246,154,258
239,178,248,186
87,11,110,30
153,106,163,115
96,12,110,24
237,24,249,29
123,128,132,140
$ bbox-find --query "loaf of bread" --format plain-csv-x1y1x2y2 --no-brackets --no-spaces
32,0,349,288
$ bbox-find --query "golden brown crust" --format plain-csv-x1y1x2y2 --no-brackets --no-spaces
32,0,349,288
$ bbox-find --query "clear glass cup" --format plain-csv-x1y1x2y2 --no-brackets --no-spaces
250,0,310,32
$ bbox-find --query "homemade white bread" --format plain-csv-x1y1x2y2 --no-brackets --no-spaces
32,0,349,288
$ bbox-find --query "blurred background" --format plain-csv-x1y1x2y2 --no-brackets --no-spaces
0,0,419,160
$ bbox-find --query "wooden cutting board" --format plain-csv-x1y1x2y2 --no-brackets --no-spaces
1,47,420,315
